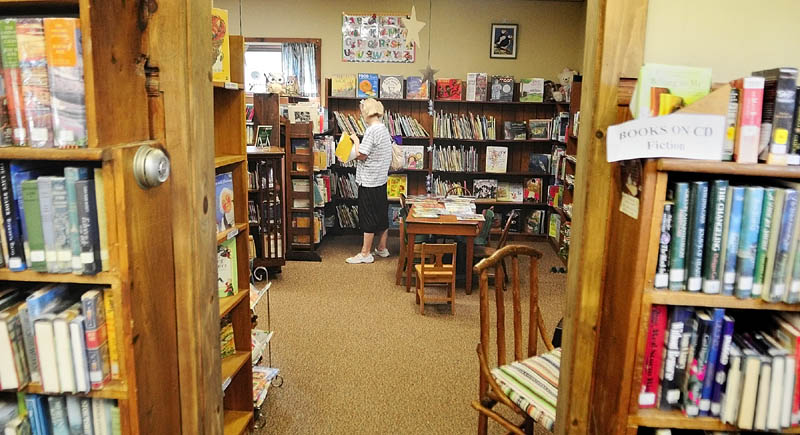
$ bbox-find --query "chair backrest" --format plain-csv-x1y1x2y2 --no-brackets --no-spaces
420,243,456,270
473,245,552,370
445,185,472,197
495,209,517,250
399,193,407,211
474,207,495,246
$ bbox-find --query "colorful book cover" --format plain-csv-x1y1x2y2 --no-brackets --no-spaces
379,75,403,99
386,174,407,199
435,78,462,100
732,77,765,164
211,8,230,82
735,186,765,298
496,181,511,202
0,19,26,146
684,311,712,416
722,87,739,161
668,183,690,290
655,202,673,289
638,304,667,408
523,178,542,202
548,212,560,238
793,88,800,161
17,18,54,148
9,162,39,268
215,172,235,232
698,308,726,416
659,306,693,410
473,179,497,199
356,73,378,98
525,210,545,234
631,64,712,119
48,395,69,434
702,180,728,294
752,188,777,298
400,145,424,169
519,78,544,102
710,315,735,417
466,72,488,101
752,67,798,162
485,146,508,173
490,75,514,102
528,119,550,139
686,181,709,292
722,186,745,296
405,76,428,99
44,18,87,148
330,74,356,97
81,289,111,389
217,237,238,297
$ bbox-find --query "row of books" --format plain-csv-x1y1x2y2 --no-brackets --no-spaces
0,18,87,148
431,145,479,172
335,205,358,229
313,136,336,171
0,396,119,435
330,73,548,103
384,111,429,138
248,199,281,226
247,162,277,191
0,285,118,394
551,112,570,143
431,178,546,203
640,306,800,431
494,209,548,235
313,176,331,207
0,163,108,275
655,180,800,304
432,112,497,140
330,172,357,200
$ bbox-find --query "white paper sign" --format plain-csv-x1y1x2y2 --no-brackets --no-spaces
606,114,725,162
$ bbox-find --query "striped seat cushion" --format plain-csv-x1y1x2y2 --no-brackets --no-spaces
490,348,561,431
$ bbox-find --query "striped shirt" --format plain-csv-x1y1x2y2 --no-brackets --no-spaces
355,123,392,187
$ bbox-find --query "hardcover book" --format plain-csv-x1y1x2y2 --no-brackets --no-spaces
485,146,508,173
702,180,728,294
503,121,527,140
698,308,726,416
466,73,488,101
732,77,765,164
752,67,798,163
722,87,739,161
215,172,235,232
631,64,712,119
211,8,230,82
331,75,356,97
379,75,403,99
519,78,544,102
473,179,497,199
356,73,379,98
709,315,735,417
490,76,514,102
752,188,776,298
523,178,542,202
0,162,26,270
528,119,551,140
528,153,550,174
721,186,745,296
497,182,512,202
44,18,87,148
549,213,560,238
0,19,26,146
17,18,54,148
686,181,709,292
400,145,424,169
769,189,798,302
435,79,462,100
75,179,101,275
64,167,89,274
217,237,238,297
684,310,712,416
525,210,545,234
386,174,407,199
668,183,689,291
735,186,765,298
405,76,428,99
659,306,694,410
654,202,672,289
81,289,111,389
639,304,667,408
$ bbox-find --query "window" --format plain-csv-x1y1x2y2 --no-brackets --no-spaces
244,42,282,94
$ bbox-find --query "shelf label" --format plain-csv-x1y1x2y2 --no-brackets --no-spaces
606,114,725,162
224,81,238,90
227,228,239,240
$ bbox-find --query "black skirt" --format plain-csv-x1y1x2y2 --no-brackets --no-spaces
358,183,389,233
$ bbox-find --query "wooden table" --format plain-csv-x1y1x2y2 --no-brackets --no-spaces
405,213,481,295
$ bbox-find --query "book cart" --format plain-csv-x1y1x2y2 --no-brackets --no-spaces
592,82,800,434
213,35,255,434
325,77,571,245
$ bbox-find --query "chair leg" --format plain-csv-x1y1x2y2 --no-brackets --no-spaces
395,248,406,286
450,279,456,315
418,276,425,315
477,412,488,435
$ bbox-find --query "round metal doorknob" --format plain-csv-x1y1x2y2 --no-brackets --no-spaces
133,145,170,189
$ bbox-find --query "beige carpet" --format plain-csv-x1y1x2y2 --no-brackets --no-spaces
252,235,566,435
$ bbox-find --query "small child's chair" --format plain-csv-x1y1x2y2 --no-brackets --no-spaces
414,243,457,315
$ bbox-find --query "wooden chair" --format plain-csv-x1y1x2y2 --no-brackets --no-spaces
472,245,560,434
395,194,435,286
414,243,457,315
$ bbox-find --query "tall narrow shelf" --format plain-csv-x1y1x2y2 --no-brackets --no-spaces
212,34,254,434
284,122,321,261
248,149,286,272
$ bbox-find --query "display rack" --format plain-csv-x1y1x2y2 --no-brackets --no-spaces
284,122,321,261
248,148,286,272
212,34,254,434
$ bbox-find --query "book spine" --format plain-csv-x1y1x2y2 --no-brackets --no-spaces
51,177,71,272
752,188,776,297
736,187,765,298
669,183,690,290
734,77,765,164
93,168,109,271
70,315,90,393
770,190,797,302
44,18,87,148
686,181,709,292
722,187,745,296
80,397,94,435
0,19,26,146
722,87,740,161
75,179,101,275
655,203,673,289
64,167,89,273
684,313,711,417
699,308,726,416
48,395,69,435
16,18,54,148
102,290,119,378
37,177,57,272
639,304,667,408
659,306,692,410
763,69,798,161
711,316,735,417
0,162,25,270
17,303,39,383
792,88,800,162
81,291,110,389
65,395,83,435
20,179,45,271
702,180,728,294
5,311,29,387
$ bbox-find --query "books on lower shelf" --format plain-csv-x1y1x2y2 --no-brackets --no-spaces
640,306,800,432
431,178,469,197
655,178,800,304
433,111,496,140
1,396,120,435
431,145,478,172
0,162,107,275
219,313,234,359
0,285,119,393
387,174,407,199
335,205,358,229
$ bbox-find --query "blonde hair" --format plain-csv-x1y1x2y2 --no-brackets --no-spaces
360,98,384,120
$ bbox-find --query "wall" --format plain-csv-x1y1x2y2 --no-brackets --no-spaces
214,0,585,95
645,0,800,82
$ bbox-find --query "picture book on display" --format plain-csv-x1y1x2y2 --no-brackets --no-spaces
491,76,514,102
474,179,497,199
503,121,527,140
379,75,404,99
525,210,546,234
466,73,488,101
524,178,543,202
405,76,428,99
435,79,462,100
211,8,230,82
331,75,356,97
497,182,523,202
356,73,379,98
386,174,407,199
631,64,712,119
217,238,238,298
528,153,551,174
520,78,544,102
485,146,508,173
549,213,561,238
215,172,235,232
400,145,425,169
528,119,551,139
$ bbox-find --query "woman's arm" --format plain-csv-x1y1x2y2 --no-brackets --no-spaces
355,129,374,161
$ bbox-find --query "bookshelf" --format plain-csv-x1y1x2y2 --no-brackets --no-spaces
212,35,254,434
284,122,321,261
325,77,568,243
248,149,286,271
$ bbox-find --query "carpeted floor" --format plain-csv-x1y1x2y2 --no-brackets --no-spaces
252,235,566,435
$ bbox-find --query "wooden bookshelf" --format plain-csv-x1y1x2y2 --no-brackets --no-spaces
213,35,254,431
549,77,580,265
248,148,287,270
24,380,128,400
646,288,800,311
284,122,321,261
631,409,800,433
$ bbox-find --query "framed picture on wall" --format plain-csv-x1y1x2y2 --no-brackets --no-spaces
490,23,518,59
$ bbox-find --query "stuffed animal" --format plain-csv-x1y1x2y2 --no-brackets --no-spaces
284,75,300,96
265,72,284,94
558,68,578,103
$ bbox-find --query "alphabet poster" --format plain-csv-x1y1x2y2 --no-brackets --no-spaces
342,13,415,63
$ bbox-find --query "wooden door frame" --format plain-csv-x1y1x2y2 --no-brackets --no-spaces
244,37,322,97
556,0,649,433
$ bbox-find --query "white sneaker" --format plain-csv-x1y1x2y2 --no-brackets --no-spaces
373,248,390,258
346,253,374,264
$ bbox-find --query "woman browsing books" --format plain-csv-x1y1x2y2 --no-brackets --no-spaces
346,98,393,264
